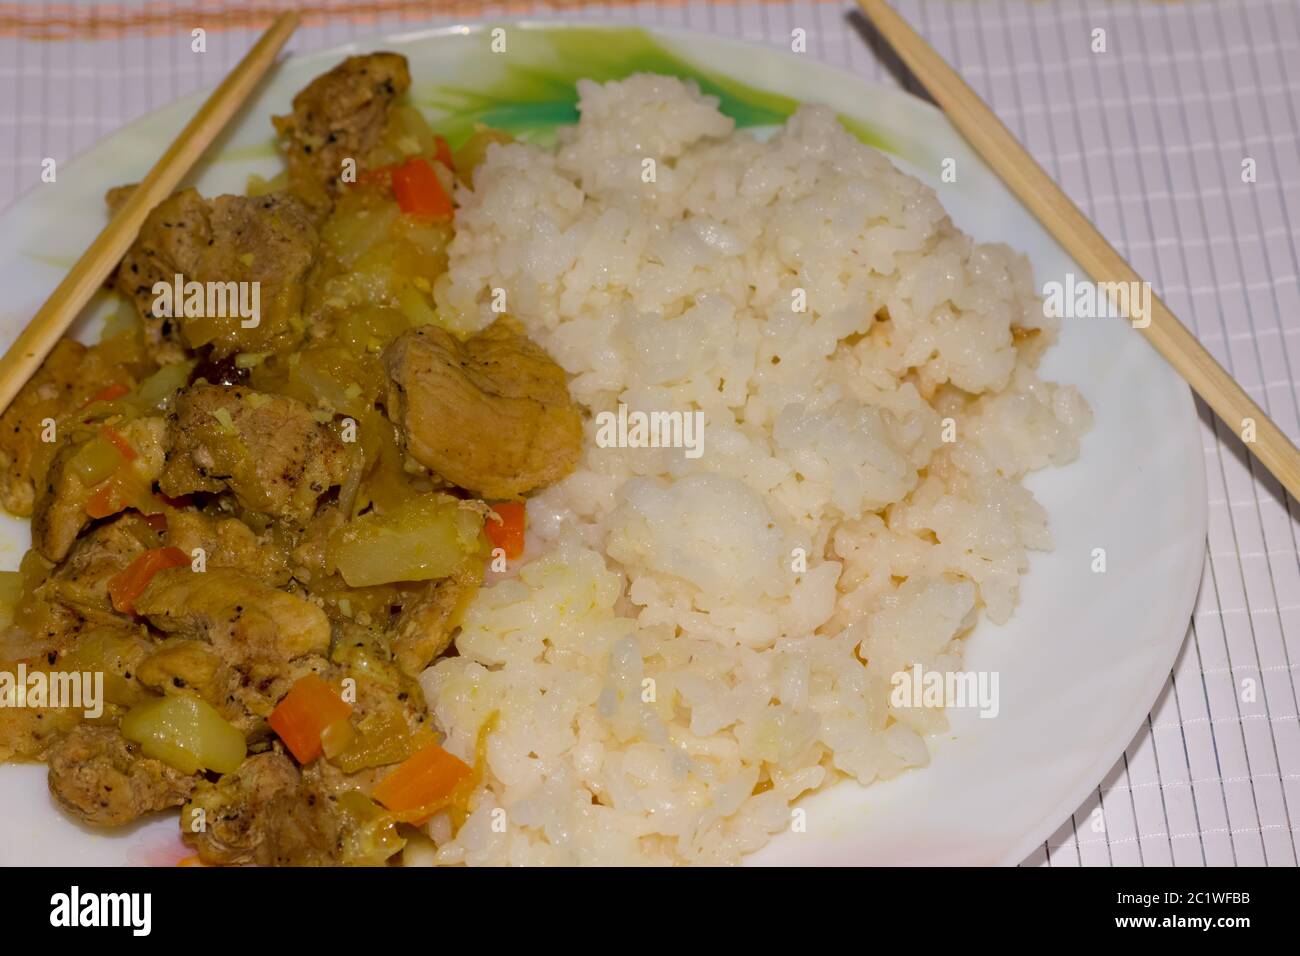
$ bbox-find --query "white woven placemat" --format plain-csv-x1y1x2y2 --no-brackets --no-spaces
1,0,1296,867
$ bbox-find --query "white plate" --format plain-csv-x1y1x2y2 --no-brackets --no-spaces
0,22,1206,866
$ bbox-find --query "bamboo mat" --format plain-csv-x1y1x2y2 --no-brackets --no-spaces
1,0,1297,866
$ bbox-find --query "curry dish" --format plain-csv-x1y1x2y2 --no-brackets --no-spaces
0,52,579,864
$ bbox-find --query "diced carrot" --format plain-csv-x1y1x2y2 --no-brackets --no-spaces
107,546,189,614
81,383,130,409
85,467,153,521
434,135,455,171
85,481,121,519
372,740,471,815
485,501,526,560
101,425,137,462
268,674,353,765
390,157,453,220
387,713,495,826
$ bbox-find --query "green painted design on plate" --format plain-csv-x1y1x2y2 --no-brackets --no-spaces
417,27,894,153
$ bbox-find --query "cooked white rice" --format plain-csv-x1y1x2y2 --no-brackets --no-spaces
418,74,1091,865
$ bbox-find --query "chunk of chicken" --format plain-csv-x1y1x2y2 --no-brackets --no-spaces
46,724,195,827
182,751,339,865
160,384,348,524
183,751,402,866
329,622,432,738
272,52,411,210
0,696,83,763
135,640,324,736
112,188,318,358
7,515,155,656
383,320,583,499
31,417,167,562
38,513,156,624
390,558,482,677
0,338,132,517
134,567,329,682
163,509,291,586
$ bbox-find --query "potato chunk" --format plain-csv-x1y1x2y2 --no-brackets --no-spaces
326,494,485,587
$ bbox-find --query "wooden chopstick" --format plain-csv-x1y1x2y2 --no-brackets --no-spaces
0,12,300,416
856,0,1300,502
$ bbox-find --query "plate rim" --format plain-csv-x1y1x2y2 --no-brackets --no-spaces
0,18,1208,867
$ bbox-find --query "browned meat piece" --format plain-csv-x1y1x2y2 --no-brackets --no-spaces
58,627,158,716
390,558,482,677
134,639,321,735
2,594,84,663
182,751,333,865
164,509,291,586
135,567,329,683
288,502,345,584
31,417,167,562
46,724,195,827
113,188,318,359
0,708,82,763
135,638,230,702
272,53,411,209
0,687,84,762
0,338,133,517
330,622,431,737
31,445,97,564
160,384,347,524
38,513,157,625
383,320,583,499
184,751,401,866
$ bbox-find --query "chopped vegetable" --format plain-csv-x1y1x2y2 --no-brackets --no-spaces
120,693,246,775
100,425,137,462
107,546,189,614
333,709,420,773
210,406,237,434
384,714,496,826
133,360,195,409
62,630,155,707
84,481,122,519
335,789,406,864
81,382,130,409
268,674,354,764
234,351,271,370
397,283,439,327
282,344,385,418
390,157,453,220
371,739,471,815
71,435,123,485
81,429,154,520
327,493,485,587
320,717,357,760
485,501,526,560
119,471,158,517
